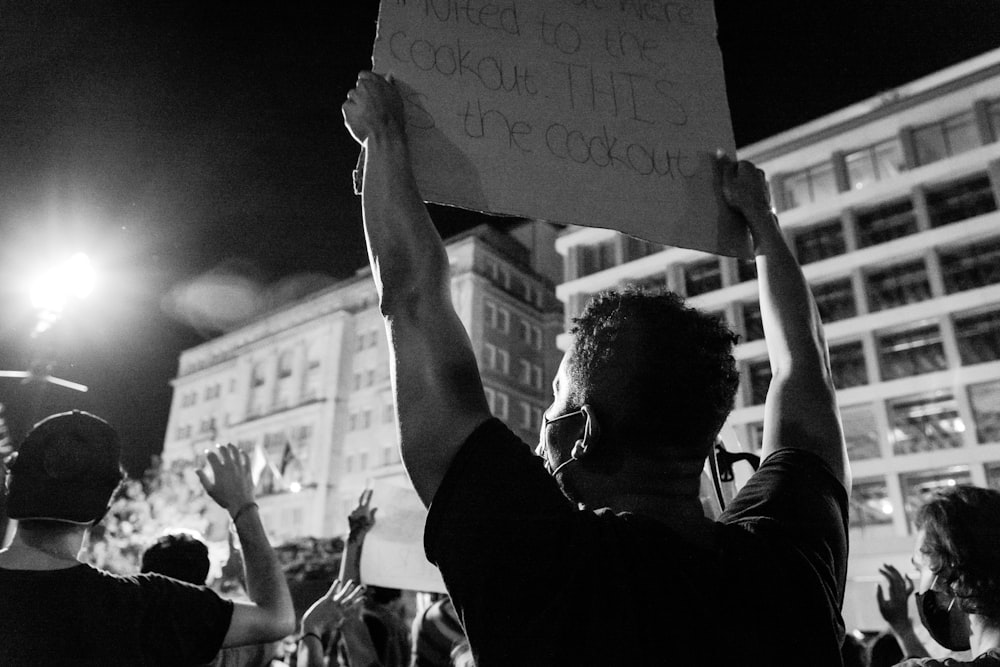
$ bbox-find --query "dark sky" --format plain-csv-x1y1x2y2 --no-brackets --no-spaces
1,0,998,474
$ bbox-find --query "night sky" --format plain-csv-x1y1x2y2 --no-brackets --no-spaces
1,1,998,475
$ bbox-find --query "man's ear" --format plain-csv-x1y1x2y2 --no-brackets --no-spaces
571,404,601,460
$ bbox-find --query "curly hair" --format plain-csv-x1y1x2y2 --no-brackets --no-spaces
916,485,1000,620
568,287,740,459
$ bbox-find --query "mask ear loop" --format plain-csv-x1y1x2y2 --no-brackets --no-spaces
931,574,958,612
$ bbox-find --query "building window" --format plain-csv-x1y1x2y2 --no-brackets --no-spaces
624,235,662,262
901,467,973,531
926,174,997,228
747,359,771,406
855,199,918,248
841,404,881,461
362,409,372,429
383,403,395,423
793,220,845,264
497,349,509,375
519,319,532,344
352,373,362,391
532,365,543,391
939,237,1000,294
345,455,354,473
987,464,1000,491
866,260,932,312
482,342,497,370
745,422,765,452
492,391,509,420
742,302,764,342
850,477,894,528
988,98,1000,138
955,309,1000,365
889,391,965,455
484,387,496,412
913,112,980,166
969,380,1000,444
736,259,757,283
845,138,905,190
782,161,838,209
519,359,532,385
252,363,266,387
348,413,357,431
878,323,947,380
813,278,857,323
519,401,533,429
684,259,722,297
625,272,668,292
830,341,868,389
577,239,617,277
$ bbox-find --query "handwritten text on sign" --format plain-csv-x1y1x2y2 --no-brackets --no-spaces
372,0,749,258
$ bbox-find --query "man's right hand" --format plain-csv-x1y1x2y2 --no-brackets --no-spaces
717,151,780,250
342,70,406,146
196,443,255,516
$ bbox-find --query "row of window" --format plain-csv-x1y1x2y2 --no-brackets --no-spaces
481,343,544,389
179,382,225,408
483,386,544,430
779,98,1000,210
851,460,1000,532
351,365,388,391
354,329,380,352
482,256,549,310
746,305,1000,407
485,299,545,350
347,403,395,432
344,445,399,473
744,378,1000,468
733,234,1000,349
574,172,996,308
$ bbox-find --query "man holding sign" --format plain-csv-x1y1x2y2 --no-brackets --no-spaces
343,71,848,665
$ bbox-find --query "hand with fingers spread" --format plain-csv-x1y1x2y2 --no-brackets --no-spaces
196,443,256,517
342,70,406,146
301,579,367,637
348,488,378,544
877,563,915,630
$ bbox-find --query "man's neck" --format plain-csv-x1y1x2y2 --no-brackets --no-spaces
0,526,87,570
584,491,716,548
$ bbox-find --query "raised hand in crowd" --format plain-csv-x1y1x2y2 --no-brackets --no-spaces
877,563,929,659
298,579,376,667
341,487,377,583
197,443,296,648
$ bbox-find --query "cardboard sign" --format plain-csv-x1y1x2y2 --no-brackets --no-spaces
359,479,447,594
371,0,750,258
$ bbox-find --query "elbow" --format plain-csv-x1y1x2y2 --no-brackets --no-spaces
276,613,297,640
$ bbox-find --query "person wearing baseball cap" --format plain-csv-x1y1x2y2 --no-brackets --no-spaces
0,410,295,666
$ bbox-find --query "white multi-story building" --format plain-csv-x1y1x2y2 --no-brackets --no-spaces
163,222,563,542
554,49,1000,629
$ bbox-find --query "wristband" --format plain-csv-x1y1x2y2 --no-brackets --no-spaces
231,501,259,524
300,631,323,644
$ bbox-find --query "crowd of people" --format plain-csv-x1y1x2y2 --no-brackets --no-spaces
1,71,999,665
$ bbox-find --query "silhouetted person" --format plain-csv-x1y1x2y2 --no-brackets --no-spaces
342,73,850,665
0,411,295,665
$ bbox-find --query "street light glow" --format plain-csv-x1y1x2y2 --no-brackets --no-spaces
30,252,95,314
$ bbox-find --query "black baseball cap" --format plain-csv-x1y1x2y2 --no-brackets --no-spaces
6,410,124,524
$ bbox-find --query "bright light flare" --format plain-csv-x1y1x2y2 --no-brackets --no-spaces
30,253,95,314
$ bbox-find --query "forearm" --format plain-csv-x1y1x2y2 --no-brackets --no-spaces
235,507,295,626
753,215,830,380
297,635,326,667
338,539,363,583
340,617,384,667
361,133,451,315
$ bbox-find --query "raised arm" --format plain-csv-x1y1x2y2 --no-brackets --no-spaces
197,444,296,646
719,156,850,489
342,72,491,507
338,488,376,584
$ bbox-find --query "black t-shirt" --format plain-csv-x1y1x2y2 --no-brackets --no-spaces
425,419,848,666
0,563,234,666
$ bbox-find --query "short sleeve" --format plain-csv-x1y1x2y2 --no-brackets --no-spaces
424,419,581,653
136,574,234,664
720,448,849,622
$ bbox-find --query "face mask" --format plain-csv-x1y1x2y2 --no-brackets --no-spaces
915,577,970,652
